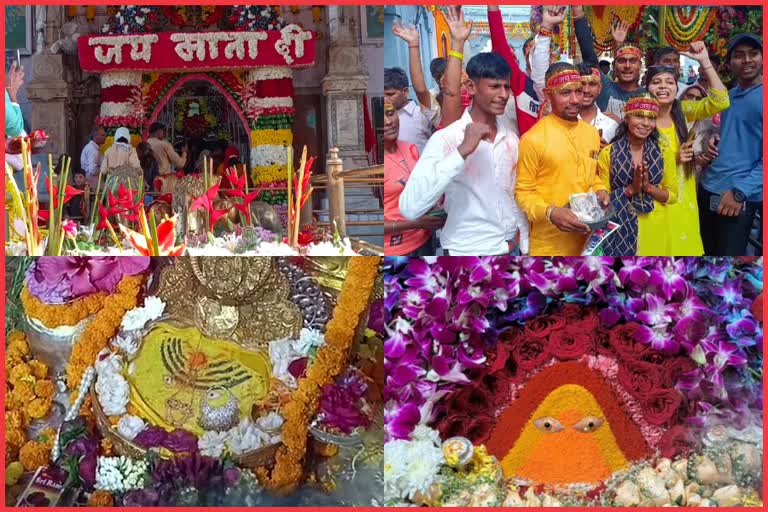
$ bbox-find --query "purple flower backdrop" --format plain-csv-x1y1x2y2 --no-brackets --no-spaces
383,257,763,444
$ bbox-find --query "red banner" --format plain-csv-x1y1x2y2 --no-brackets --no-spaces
77,26,315,73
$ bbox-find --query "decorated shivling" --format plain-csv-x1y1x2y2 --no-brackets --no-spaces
383,257,763,507
5,256,383,506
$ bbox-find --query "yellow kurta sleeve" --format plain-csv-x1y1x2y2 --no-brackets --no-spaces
659,145,679,204
515,134,550,222
682,87,730,123
597,145,613,192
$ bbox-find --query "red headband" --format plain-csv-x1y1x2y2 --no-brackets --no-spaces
545,69,582,92
624,96,660,118
582,67,602,83
616,45,642,60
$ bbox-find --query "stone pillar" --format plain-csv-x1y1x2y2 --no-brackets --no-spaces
321,5,370,171
25,53,72,158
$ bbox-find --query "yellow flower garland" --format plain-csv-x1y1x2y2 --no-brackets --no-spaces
252,164,287,185
267,256,381,490
66,274,144,393
21,286,107,329
251,129,293,147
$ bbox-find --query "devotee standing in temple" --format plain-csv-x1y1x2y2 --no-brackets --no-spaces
399,52,529,255
147,122,188,176
101,127,141,177
597,93,678,255
574,6,645,119
80,126,106,189
384,98,442,256
699,34,763,255
515,62,608,256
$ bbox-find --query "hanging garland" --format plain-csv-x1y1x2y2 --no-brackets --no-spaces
162,6,224,29
665,7,716,51
585,6,645,53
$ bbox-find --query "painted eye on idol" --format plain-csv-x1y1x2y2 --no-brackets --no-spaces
573,416,604,433
163,374,175,385
533,416,564,433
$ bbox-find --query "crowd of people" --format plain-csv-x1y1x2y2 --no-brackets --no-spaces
384,5,762,256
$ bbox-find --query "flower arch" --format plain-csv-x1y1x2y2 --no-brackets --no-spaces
143,72,250,141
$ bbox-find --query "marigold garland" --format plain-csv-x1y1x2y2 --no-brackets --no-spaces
88,490,115,507
66,274,144,393
665,7,716,51
21,286,108,329
267,256,381,490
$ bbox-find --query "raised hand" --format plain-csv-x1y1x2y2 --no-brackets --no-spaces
392,20,420,46
445,5,473,42
611,18,629,45
6,62,24,101
542,6,567,29
457,122,491,159
629,161,644,195
681,41,711,65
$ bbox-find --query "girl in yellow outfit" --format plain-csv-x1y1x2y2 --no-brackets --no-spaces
598,94,679,255
645,41,730,255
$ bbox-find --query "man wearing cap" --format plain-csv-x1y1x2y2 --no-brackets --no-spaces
516,62,609,256
698,33,763,256
573,6,646,120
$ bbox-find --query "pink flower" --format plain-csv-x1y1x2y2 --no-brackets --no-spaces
62,219,78,238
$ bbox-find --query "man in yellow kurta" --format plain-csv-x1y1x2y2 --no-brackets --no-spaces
516,63,609,256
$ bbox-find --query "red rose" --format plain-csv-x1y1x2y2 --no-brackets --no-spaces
609,322,648,361
549,329,592,360
662,357,697,388
563,305,601,333
593,328,614,357
658,425,695,459
511,335,550,371
617,360,661,398
463,414,495,444
642,389,683,426
436,413,471,440
524,314,567,339
559,303,585,322
479,371,514,407
487,337,513,374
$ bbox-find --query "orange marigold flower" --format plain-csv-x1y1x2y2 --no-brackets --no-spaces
87,490,114,507
100,438,114,456
6,410,26,431
19,441,50,471
33,380,55,398
12,381,37,403
37,427,58,448
7,428,27,449
8,362,32,387
28,360,49,380
26,397,53,419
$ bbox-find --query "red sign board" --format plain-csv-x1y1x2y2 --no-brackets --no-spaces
77,26,315,73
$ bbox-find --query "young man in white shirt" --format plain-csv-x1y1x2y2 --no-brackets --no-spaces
399,52,529,256
577,64,620,146
384,67,434,153
80,126,106,189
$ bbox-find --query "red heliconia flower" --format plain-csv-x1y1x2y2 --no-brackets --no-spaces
119,214,185,256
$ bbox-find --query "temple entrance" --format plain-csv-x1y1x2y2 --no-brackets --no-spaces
149,76,251,174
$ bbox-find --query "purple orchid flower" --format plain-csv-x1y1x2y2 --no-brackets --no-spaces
648,259,688,300
635,324,680,354
636,293,676,326
384,401,421,440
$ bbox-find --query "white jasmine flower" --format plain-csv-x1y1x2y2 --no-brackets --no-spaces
198,430,228,458
112,333,141,358
411,425,441,445
95,372,130,416
256,412,284,431
120,297,166,332
295,328,325,356
269,338,302,389
95,456,148,492
94,349,124,376
117,415,146,441
142,296,166,322
226,418,270,455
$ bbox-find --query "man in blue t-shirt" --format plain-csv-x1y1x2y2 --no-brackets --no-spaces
698,34,763,256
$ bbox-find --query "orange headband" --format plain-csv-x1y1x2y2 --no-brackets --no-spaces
616,45,642,60
545,69,582,92
624,96,660,118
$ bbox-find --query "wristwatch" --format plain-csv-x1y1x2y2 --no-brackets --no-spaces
732,188,746,203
